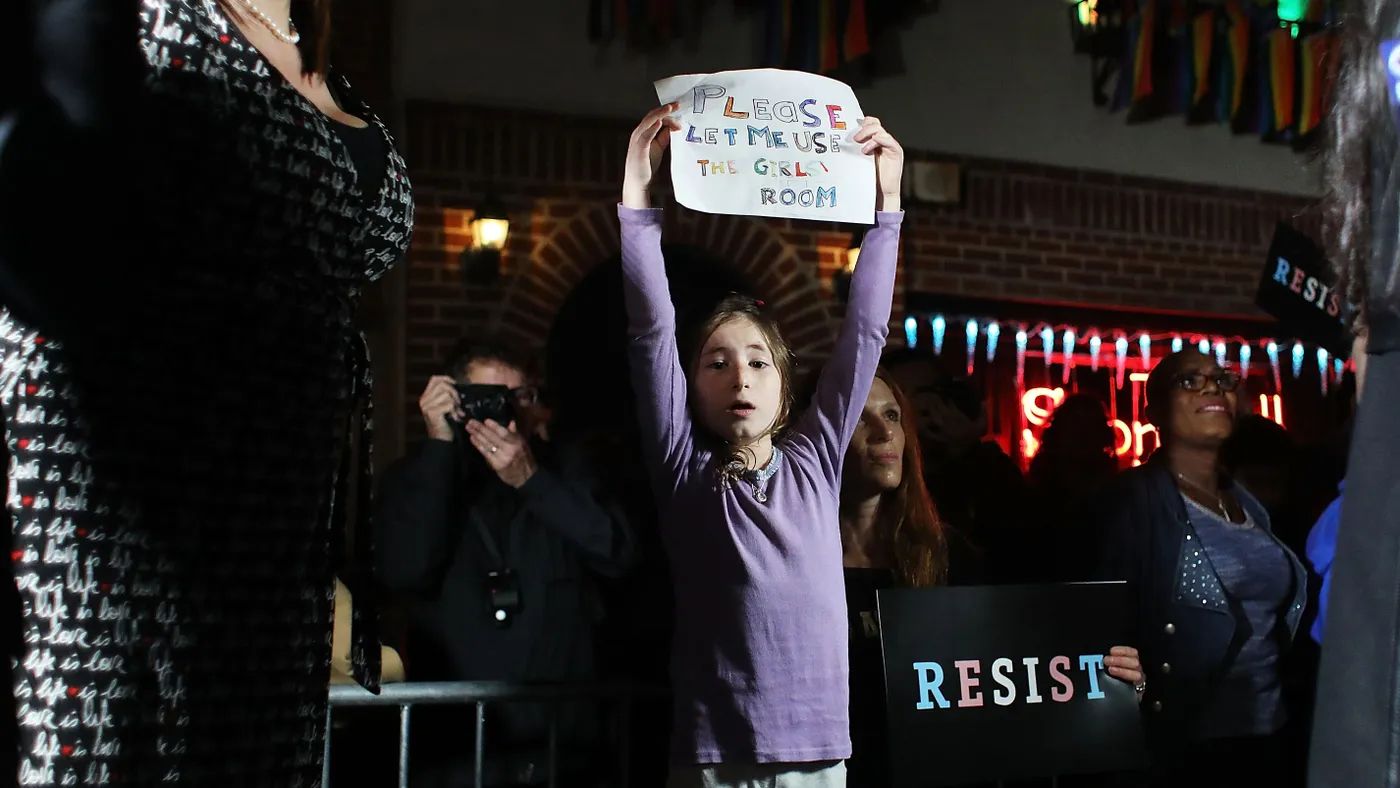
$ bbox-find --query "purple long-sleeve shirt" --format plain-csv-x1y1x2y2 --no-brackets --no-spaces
619,204,903,765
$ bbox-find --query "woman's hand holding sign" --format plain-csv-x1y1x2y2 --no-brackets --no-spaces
1105,645,1146,703
623,102,682,210
853,116,903,213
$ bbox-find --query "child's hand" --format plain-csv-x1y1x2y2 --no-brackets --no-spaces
854,116,904,213
623,102,682,210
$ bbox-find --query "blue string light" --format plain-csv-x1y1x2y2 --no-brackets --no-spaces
1015,328,1029,386
965,320,979,375
1062,330,1076,383
900,314,1318,398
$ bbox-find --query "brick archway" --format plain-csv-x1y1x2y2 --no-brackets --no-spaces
489,201,839,359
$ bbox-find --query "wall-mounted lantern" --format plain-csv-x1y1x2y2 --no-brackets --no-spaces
460,197,511,285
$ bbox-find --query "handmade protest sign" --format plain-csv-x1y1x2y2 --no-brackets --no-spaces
654,69,876,224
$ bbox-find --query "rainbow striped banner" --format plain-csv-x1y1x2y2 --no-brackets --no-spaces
1216,0,1251,127
1297,31,1338,139
1263,27,1297,139
1190,9,1216,114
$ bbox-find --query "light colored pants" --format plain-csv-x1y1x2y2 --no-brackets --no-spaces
666,761,846,788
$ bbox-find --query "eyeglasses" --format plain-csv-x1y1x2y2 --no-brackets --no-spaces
1173,370,1240,393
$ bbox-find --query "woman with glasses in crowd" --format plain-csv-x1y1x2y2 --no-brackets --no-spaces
1087,349,1308,787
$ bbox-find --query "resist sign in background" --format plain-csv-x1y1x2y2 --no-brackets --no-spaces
654,68,876,224
878,582,1147,787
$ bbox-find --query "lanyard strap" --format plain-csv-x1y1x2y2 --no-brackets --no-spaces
470,508,508,570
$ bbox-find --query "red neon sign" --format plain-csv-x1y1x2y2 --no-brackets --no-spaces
1020,387,1159,465
1020,385,1285,466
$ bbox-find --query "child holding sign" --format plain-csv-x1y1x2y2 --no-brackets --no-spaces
619,100,904,787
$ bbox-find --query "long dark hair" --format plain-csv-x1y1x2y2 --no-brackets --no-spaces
215,0,333,75
1324,0,1400,322
870,368,949,588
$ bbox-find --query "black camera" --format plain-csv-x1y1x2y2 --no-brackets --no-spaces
448,384,518,438
485,569,522,628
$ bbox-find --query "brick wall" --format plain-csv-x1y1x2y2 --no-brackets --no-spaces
398,100,1319,438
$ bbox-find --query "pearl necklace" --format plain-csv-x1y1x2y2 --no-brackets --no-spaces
238,0,300,44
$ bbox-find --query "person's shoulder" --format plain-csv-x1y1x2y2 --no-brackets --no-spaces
1306,495,1345,557
1109,462,1160,489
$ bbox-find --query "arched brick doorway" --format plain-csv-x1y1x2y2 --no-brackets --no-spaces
545,244,751,440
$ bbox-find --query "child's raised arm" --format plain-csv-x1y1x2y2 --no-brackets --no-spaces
794,117,906,484
620,104,694,484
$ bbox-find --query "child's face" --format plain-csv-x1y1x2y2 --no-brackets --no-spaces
692,316,783,446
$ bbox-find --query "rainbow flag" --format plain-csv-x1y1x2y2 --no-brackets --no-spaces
1169,0,1193,114
1113,9,1142,112
843,0,870,62
760,0,792,68
1297,30,1338,141
1300,0,1328,25
1188,9,1217,122
818,0,839,72
1132,0,1158,105
1216,0,1251,127
1263,27,1297,140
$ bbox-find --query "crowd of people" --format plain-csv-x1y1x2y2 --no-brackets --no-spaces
365,104,1365,787
4,0,1400,786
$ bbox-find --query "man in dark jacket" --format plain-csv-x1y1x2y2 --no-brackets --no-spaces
376,338,635,787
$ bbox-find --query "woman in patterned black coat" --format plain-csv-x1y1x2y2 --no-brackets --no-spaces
0,0,413,783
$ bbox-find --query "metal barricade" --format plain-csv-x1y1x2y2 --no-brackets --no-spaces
323,681,666,788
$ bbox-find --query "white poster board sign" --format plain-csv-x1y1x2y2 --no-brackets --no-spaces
654,68,876,224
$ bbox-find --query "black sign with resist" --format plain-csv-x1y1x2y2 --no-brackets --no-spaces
878,583,1147,787
1255,223,1350,358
